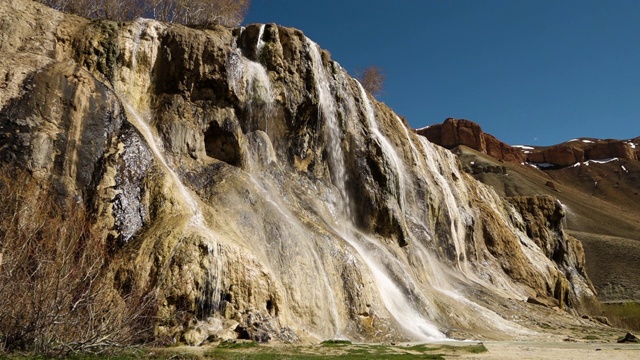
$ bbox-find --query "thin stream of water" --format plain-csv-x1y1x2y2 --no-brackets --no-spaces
308,37,445,341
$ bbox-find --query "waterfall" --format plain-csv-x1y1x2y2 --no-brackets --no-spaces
307,37,445,341
121,103,204,227
357,82,407,211
256,24,266,58
416,137,470,272
121,98,227,320
307,39,351,216
227,44,274,135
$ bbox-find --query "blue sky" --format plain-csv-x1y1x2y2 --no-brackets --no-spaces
244,0,640,146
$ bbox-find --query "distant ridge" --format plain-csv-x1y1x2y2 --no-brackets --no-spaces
420,118,640,302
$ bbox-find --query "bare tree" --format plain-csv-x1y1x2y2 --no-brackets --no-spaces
358,65,386,97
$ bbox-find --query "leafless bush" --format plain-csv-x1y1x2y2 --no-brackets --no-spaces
0,166,154,354
36,0,148,21
358,65,386,97
150,0,250,26
36,0,250,26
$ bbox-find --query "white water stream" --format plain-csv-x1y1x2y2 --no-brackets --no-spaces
121,101,225,312
109,21,569,341
122,103,204,227
256,24,266,57
307,38,445,340
357,82,407,211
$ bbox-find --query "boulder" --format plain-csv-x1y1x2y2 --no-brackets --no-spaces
617,332,639,343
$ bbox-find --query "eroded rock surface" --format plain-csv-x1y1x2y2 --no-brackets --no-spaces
0,0,599,343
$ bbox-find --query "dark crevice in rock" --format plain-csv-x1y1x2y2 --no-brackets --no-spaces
204,120,242,166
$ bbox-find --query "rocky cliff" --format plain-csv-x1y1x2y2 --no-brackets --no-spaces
0,0,599,344
424,119,638,168
417,118,526,163
423,121,640,304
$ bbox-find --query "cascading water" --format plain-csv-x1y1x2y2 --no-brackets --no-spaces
307,39,351,215
122,101,229,321
121,104,204,226
228,43,274,136
357,82,407,211
256,24,266,58
0,0,604,342
116,20,229,319
307,38,445,340
416,136,470,272
97,20,595,342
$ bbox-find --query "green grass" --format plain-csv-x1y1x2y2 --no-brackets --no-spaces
1,342,488,359
320,340,352,346
602,302,640,331
203,342,491,359
0,351,151,360
216,340,259,349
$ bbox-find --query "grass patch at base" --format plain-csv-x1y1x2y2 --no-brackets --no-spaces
602,302,640,331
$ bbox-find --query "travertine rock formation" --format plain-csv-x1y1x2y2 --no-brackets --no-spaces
0,0,598,343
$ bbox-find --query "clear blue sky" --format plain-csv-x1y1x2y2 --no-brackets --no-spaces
244,0,640,146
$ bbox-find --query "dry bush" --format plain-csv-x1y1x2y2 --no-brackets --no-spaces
358,65,385,97
0,166,154,354
35,0,146,21
36,0,250,26
151,0,250,26
97,0,149,21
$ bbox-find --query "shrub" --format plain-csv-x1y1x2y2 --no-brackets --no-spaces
35,0,146,21
35,0,251,26
357,65,385,97
0,166,154,354
151,0,250,27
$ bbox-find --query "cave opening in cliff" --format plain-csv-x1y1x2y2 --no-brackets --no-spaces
204,120,242,167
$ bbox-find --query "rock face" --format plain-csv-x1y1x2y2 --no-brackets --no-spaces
418,118,525,163
422,119,638,169
525,140,637,167
584,140,637,161
0,0,598,343
507,196,593,308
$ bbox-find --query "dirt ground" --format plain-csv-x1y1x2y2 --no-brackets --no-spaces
459,341,639,360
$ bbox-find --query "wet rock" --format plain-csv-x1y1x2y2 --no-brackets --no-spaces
183,327,208,346
0,0,600,344
617,332,639,343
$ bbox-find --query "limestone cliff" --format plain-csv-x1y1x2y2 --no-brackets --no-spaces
0,0,598,343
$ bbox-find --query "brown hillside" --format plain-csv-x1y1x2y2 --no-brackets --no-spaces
420,119,640,302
